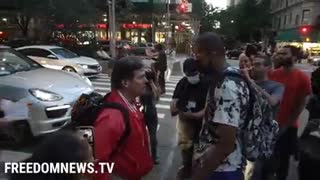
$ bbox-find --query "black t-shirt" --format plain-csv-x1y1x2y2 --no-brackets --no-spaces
172,76,209,113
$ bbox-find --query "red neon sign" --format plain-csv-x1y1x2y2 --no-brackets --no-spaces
122,24,152,29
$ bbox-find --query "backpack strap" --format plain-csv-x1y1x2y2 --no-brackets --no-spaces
223,71,254,128
102,93,131,159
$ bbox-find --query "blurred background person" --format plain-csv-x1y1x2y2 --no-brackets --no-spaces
153,44,167,95
298,67,320,180
96,45,111,60
141,62,160,165
239,53,251,70
166,40,176,81
10,131,92,180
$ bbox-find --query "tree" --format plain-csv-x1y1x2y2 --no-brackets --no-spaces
12,0,50,38
200,0,272,42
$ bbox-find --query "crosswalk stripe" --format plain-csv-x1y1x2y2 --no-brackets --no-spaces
91,79,110,83
165,92,173,96
156,104,170,110
166,87,175,91
92,82,111,86
95,87,111,92
159,97,172,102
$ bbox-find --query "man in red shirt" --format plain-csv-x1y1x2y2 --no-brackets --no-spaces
93,57,153,180
269,45,311,180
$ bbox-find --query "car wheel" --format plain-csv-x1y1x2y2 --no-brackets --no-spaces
62,66,77,73
10,121,33,146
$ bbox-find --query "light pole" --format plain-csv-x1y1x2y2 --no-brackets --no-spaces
108,0,116,58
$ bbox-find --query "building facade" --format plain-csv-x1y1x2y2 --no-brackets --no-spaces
271,0,320,42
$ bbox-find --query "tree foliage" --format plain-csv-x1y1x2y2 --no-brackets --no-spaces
200,0,272,42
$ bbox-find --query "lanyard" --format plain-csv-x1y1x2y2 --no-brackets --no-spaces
118,91,138,113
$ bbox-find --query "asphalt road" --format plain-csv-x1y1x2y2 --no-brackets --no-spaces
0,58,315,180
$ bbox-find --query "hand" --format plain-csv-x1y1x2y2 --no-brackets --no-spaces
240,67,252,81
191,160,206,180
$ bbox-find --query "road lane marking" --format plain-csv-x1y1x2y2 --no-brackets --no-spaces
156,104,170,110
92,82,111,86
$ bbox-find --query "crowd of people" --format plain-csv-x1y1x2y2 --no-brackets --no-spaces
1,32,320,180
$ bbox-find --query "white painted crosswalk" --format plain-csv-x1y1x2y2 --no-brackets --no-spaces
91,73,183,120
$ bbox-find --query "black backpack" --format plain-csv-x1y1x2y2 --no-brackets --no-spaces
71,92,131,158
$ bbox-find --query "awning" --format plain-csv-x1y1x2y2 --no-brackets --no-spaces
275,29,302,41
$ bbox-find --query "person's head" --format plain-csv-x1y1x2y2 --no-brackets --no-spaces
183,58,200,85
272,53,281,69
311,67,320,95
194,32,226,74
11,131,91,180
251,54,273,80
239,53,251,69
277,45,298,67
111,56,147,98
154,44,164,52
245,44,258,61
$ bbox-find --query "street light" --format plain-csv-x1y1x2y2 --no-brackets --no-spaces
107,0,116,58
2,18,7,22
231,20,234,23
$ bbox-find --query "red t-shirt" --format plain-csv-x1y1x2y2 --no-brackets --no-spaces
269,68,311,128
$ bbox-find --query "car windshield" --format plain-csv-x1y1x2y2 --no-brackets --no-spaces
51,48,79,59
0,48,42,76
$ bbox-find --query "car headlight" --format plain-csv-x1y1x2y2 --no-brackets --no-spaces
78,64,88,69
81,75,92,86
29,89,63,101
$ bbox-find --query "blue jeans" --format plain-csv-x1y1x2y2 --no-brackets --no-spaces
206,170,244,180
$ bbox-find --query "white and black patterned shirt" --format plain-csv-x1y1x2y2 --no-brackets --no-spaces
194,67,250,172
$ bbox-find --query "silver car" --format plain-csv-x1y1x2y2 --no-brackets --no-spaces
17,45,102,77
0,46,94,143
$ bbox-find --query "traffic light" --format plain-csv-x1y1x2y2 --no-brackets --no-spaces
300,26,310,34
178,3,187,13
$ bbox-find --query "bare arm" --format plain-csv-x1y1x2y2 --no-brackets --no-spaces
249,79,280,106
192,124,237,180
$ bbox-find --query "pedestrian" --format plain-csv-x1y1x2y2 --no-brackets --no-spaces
269,45,312,180
166,40,176,81
170,58,209,180
243,54,284,180
10,131,93,180
93,56,153,180
154,44,167,95
96,45,111,60
271,53,281,69
239,53,251,70
140,63,160,165
192,32,250,180
107,46,128,77
298,67,320,180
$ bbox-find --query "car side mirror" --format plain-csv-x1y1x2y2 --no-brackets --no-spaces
47,55,57,59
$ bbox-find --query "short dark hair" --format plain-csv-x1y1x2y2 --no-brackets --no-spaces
111,56,144,90
155,44,164,51
183,58,198,75
255,54,272,67
195,32,225,56
245,44,258,57
11,131,88,180
283,45,299,57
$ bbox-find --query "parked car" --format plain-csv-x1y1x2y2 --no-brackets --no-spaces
98,40,133,52
0,46,94,144
17,45,102,77
131,43,149,56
